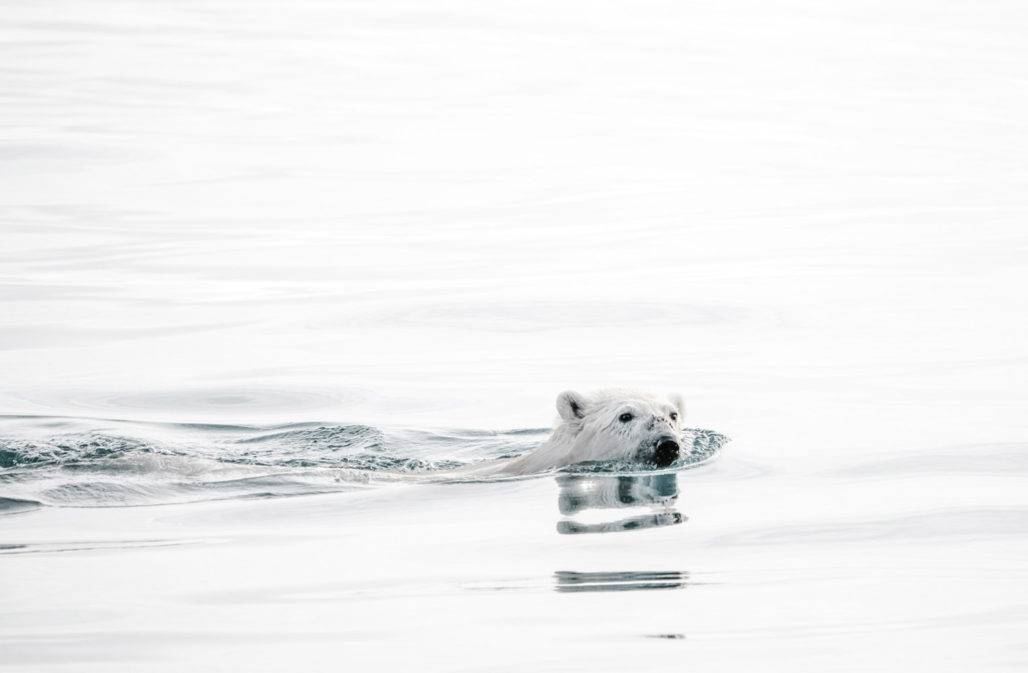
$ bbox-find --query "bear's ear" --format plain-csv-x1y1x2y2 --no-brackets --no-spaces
669,394,686,418
556,390,587,421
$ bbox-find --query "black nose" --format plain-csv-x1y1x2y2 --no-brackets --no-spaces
653,438,680,466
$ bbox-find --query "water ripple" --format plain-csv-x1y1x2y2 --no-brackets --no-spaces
0,415,727,507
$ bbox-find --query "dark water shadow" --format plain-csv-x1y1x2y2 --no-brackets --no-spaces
554,570,688,592
0,538,199,556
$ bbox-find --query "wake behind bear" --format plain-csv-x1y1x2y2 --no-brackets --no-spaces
466,389,688,477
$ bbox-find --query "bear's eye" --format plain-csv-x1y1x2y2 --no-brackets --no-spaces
669,412,678,421
618,412,634,423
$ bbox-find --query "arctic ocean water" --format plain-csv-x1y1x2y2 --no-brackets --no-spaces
3,0,1028,670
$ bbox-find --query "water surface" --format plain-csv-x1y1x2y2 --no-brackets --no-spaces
3,0,1028,670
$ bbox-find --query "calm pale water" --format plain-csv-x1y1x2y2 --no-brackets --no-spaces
3,0,1028,670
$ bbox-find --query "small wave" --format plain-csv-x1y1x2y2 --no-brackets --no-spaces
0,496,43,515
0,433,156,469
0,415,726,507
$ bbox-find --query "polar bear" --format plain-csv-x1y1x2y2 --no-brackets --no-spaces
488,389,686,475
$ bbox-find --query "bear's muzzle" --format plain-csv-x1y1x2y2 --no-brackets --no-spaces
653,437,680,466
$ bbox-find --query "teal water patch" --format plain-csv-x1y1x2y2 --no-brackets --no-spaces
0,496,43,515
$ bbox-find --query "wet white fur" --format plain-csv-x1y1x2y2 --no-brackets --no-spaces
495,389,686,475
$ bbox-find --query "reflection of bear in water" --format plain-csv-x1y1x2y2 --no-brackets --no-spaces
557,473,679,515
555,473,684,535
556,512,683,535
495,389,686,475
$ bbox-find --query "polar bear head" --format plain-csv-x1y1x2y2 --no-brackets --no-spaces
553,389,686,467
